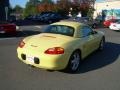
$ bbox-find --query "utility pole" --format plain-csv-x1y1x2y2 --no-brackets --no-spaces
0,0,9,21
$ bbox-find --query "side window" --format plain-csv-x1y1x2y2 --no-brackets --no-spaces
81,26,92,37
50,26,57,33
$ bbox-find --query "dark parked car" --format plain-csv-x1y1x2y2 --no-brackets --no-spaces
24,15,36,20
25,12,70,24
36,13,51,22
25,12,55,21
41,13,63,23
74,17,100,28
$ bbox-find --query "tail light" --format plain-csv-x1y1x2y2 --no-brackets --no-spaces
45,47,64,54
19,41,25,48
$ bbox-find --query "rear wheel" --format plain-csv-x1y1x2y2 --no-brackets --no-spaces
65,51,81,73
92,23,97,29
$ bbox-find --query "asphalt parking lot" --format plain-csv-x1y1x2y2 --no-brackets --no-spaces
0,26,120,90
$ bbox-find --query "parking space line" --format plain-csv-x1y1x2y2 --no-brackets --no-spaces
0,37,17,40
34,26,42,29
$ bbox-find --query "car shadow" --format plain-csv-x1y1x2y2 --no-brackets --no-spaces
0,30,41,38
114,30,120,32
16,30,41,37
77,42,120,74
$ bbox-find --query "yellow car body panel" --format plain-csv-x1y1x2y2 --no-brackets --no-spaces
17,33,74,70
17,21,104,70
17,48,70,70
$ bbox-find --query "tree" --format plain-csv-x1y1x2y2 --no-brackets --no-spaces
56,0,72,15
29,0,40,6
23,0,96,17
13,5,23,14
9,5,23,19
23,1,38,17
40,0,53,4
37,0,54,13
72,0,96,17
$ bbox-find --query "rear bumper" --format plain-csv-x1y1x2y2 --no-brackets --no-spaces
17,47,70,70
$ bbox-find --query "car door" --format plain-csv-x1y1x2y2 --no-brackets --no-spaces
80,26,97,58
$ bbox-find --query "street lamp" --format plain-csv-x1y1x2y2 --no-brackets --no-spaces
69,7,73,17
5,6,8,21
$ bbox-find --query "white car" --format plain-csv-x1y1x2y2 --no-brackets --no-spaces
109,20,120,31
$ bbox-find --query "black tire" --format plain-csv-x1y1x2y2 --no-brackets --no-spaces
65,51,81,73
92,23,97,29
98,37,105,51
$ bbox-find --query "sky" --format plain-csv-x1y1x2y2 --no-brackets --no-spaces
10,0,105,8
10,0,29,8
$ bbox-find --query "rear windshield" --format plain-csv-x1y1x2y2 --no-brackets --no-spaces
44,25,74,36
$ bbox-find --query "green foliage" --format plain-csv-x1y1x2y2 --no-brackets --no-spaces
87,8,95,19
23,2,38,17
13,5,23,13
29,0,41,6
56,0,72,15
40,0,53,4
9,5,23,19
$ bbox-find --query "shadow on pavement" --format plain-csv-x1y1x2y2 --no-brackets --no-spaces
78,42,120,74
16,30,41,37
0,30,41,38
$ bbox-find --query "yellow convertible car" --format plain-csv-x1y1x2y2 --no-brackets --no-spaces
17,21,105,73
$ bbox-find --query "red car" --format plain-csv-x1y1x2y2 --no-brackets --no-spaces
103,19,118,27
0,21,16,35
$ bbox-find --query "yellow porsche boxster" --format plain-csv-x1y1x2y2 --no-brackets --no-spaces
17,21,105,73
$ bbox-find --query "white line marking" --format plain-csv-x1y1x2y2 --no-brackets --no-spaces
34,26,41,28
0,37,17,40
16,26,20,30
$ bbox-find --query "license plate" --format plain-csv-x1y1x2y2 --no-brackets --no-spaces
26,55,34,63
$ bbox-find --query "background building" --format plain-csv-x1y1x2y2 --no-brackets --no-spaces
0,0,10,21
94,0,120,20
